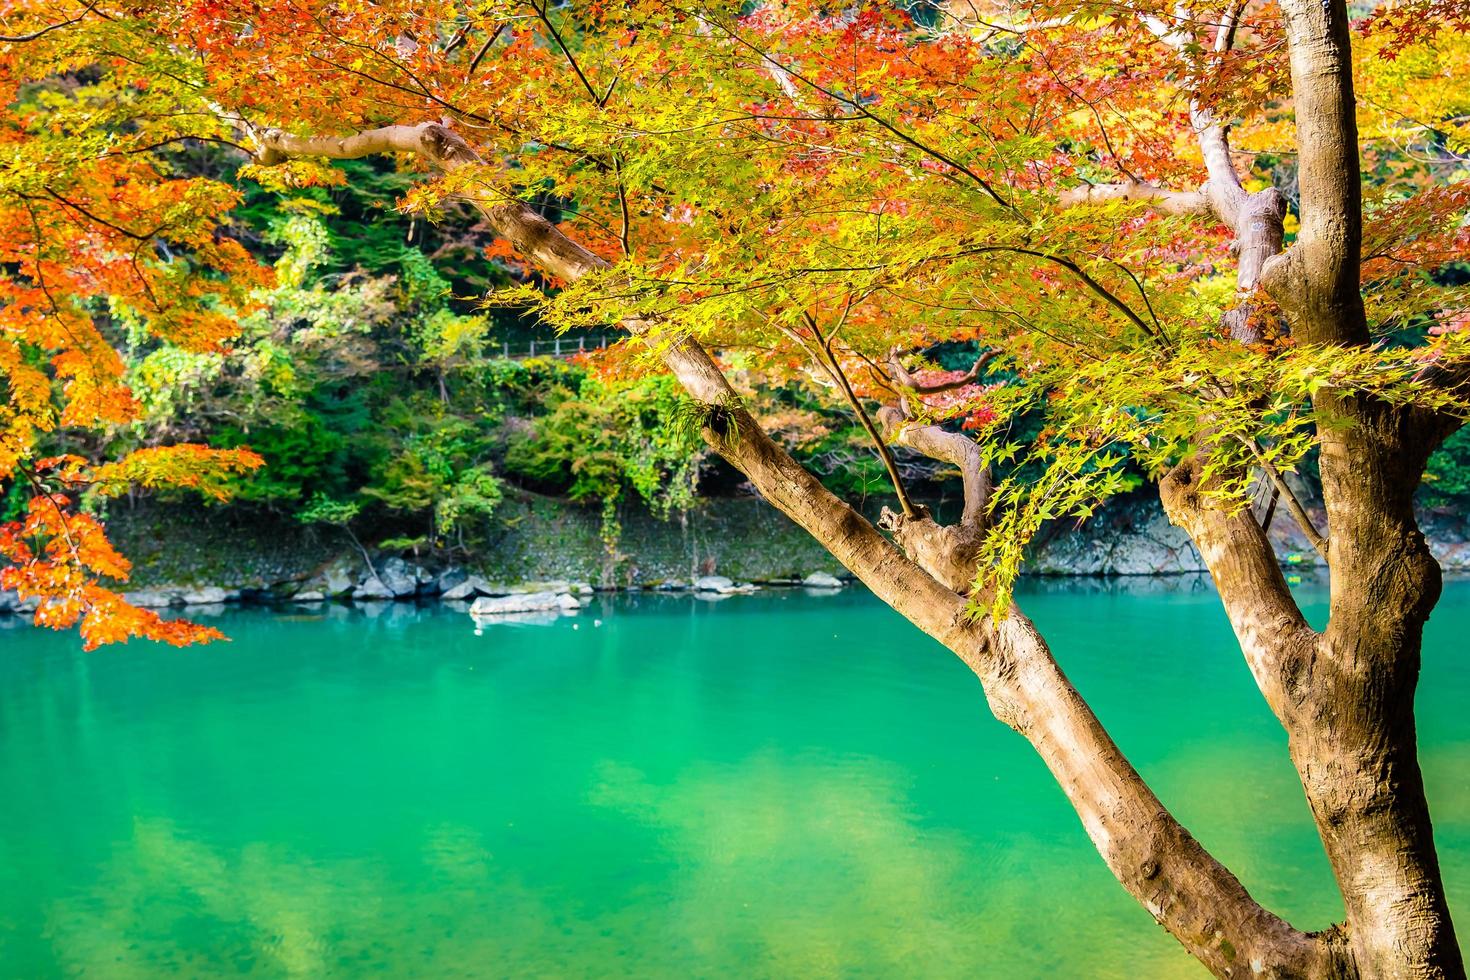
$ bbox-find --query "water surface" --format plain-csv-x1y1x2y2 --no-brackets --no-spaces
2,578,1468,977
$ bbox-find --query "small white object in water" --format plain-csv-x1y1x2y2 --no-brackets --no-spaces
594,619,603,627
572,623,579,630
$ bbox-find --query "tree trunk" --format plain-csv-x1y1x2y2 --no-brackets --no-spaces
1301,396,1463,977
1162,398,1464,977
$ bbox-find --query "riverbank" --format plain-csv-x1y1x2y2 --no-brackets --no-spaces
2,490,1468,613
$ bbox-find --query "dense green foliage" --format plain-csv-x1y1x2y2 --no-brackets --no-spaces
29,141,968,561
68,177,1470,558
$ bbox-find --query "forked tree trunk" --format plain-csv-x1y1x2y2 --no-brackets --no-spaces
1164,400,1463,978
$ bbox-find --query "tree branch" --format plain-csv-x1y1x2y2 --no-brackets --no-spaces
802,312,920,519
1059,180,1212,215
886,348,1000,394
698,13,1015,213
528,0,606,107
1160,457,1319,720
1235,436,1329,561
1264,0,1368,345
0,0,104,42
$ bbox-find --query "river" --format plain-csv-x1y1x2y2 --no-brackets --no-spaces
2,577,1467,977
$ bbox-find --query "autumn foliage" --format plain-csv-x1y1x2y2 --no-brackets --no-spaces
0,0,1465,641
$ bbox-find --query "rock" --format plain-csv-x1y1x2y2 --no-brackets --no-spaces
414,564,437,594
693,575,735,593
1027,504,1207,576
0,589,36,614
377,558,419,597
470,591,569,617
441,579,479,601
180,586,228,605
556,593,583,612
436,567,469,594
124,589,180,608
323,565,356,597
802,572,843,589
353,577,394,601
571,581,594,595
293,590,325,602
693,576,756,594
442,575,499,600
472,581,511,596
1433,540,1470,571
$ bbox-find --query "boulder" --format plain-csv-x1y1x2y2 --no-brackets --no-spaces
440,579,479,601
479,582,518,596
323,565,356,597
353,577,395,601
293,590,325,603
802,572,844,589
693,576,756,594
180,586,229,605
436,567,469,594
377,558,419,597
470,591,569,617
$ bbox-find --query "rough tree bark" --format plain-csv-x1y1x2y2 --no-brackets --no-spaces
871,350,995,592
1261,1,1464,968
1139,0,1468,972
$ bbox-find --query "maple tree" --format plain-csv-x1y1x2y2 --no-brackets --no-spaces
2,0,1469,974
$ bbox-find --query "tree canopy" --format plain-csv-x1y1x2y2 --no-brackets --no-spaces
2,0,1469,973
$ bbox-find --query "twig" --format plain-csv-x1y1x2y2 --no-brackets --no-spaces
803,312,920,518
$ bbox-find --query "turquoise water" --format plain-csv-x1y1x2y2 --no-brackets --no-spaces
1,579,1467,978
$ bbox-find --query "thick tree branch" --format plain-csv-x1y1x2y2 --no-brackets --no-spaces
1138,1,1284,343
1160,457,1318,720
887,348,1000,395
1265,0,1368,345
882,349,996,530
1059,181,1210,215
